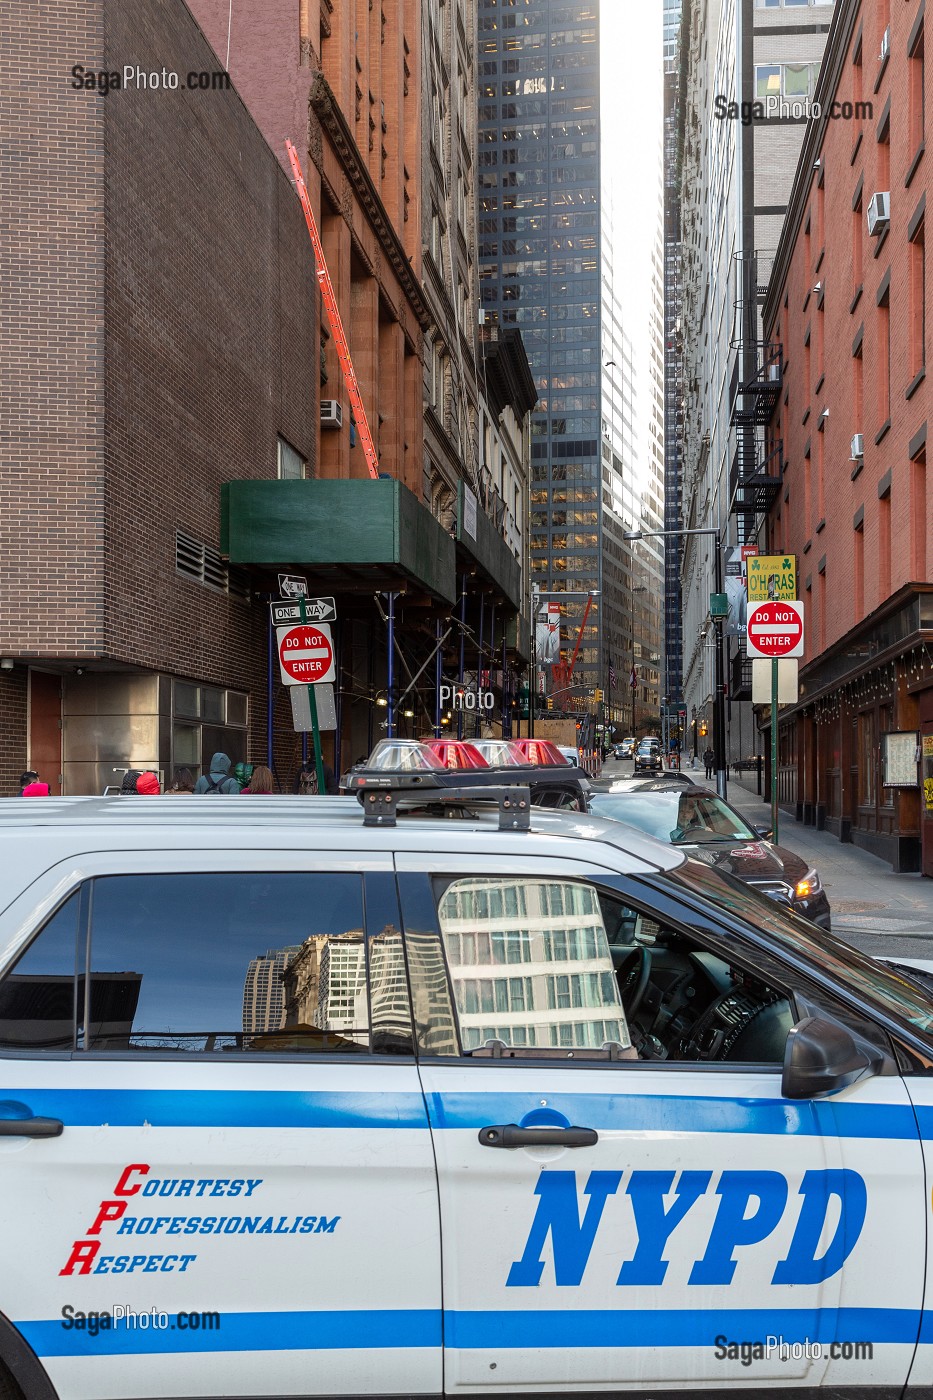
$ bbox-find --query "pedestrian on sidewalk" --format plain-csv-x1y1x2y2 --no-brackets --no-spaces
166,768,196,794
703,746,714,780
193,752,240,794
19,770,50,796
294,760,338,795
242,765,275,794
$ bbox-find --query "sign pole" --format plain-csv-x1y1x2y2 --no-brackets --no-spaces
299,595,327,794
771,657,779,843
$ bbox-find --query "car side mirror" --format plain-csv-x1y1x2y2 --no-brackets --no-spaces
782,1016,883,1099
753,823,773,839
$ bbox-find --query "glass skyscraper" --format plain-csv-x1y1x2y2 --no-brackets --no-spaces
478,0,602,707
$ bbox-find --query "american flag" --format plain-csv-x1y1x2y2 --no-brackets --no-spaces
608,656,617,689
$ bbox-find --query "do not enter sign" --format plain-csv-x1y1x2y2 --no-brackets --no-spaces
746,599,804,659
276,622,335,686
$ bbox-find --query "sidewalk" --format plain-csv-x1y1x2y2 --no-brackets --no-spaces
723,773,933,947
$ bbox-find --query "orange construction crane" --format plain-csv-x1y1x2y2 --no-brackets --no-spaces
285,139,380,480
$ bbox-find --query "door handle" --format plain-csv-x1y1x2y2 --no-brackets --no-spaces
0,1115,63,1138
479,1123,598,1149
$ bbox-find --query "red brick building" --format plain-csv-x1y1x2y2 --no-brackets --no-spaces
3,0,531,794
762,0,933,872
0,0,320,793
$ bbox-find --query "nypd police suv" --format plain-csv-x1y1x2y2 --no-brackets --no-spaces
0,787,931,1400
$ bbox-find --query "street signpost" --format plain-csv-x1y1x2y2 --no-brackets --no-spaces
745,599,804,658
275,608,338,793
276,622,336,685
290,683,337,732
747,554,797,602
278,573,309,599
746,600,804,842
270,597,336,627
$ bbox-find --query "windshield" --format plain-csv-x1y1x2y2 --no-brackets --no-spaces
590,789,757,845
658,859,933,1034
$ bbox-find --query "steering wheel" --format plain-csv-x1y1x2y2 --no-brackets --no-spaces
618,944,651,1019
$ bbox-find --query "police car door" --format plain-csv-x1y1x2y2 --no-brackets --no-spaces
398,858,924,1395
0,855,441,1400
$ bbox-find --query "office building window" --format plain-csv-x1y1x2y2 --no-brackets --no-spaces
277,436,306,480
909,218,926,379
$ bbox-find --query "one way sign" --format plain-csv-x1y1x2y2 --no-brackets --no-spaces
270,596,337,627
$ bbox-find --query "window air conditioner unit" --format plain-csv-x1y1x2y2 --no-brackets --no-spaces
867,191,890,235
320,400,343,429
850,433,864,460
880,26,890,61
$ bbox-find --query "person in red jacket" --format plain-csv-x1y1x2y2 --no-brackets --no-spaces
242,765,275,794
19,770,50,796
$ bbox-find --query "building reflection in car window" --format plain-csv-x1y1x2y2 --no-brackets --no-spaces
659,860,933,1034
0,892,80,1052
82,873,385,1054
436,878,632,1055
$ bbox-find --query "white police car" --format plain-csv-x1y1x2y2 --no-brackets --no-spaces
0,791,931,1400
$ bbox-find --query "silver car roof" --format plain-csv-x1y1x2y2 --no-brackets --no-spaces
0,796,685,874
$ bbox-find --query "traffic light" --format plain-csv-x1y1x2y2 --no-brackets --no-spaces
546,696,554,711
594,688,603,703
699,721,708,737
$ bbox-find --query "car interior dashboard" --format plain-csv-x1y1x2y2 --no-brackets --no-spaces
601,897,794,1064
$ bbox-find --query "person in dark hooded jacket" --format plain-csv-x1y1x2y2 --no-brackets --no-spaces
193,752,240,794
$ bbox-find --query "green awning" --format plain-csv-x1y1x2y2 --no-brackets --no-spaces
221,479,456,604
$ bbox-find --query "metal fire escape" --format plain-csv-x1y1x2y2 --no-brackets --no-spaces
729,250,783,696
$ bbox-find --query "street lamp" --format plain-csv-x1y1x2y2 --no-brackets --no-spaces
530,585,600,738
624,527,728,799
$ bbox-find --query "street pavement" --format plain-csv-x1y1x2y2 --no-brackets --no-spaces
599,757,933,960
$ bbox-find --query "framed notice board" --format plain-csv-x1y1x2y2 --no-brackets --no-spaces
882,731,920,787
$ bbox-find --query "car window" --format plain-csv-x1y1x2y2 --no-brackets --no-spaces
0,891,82,1053
534,788,586,810
660,860,933,1035
0,874,414,1057
435,877,632,1056
408,873,793,1066
668,793,756,843
596,888,794,1064
590,790,757,844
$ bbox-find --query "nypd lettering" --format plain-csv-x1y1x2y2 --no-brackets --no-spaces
59,1162,340,1277
507,1167,867,1288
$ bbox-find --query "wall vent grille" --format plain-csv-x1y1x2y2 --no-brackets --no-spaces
175,532,251,602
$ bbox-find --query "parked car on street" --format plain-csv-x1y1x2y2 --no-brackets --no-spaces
588,777,831,929
0,788,929,1397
